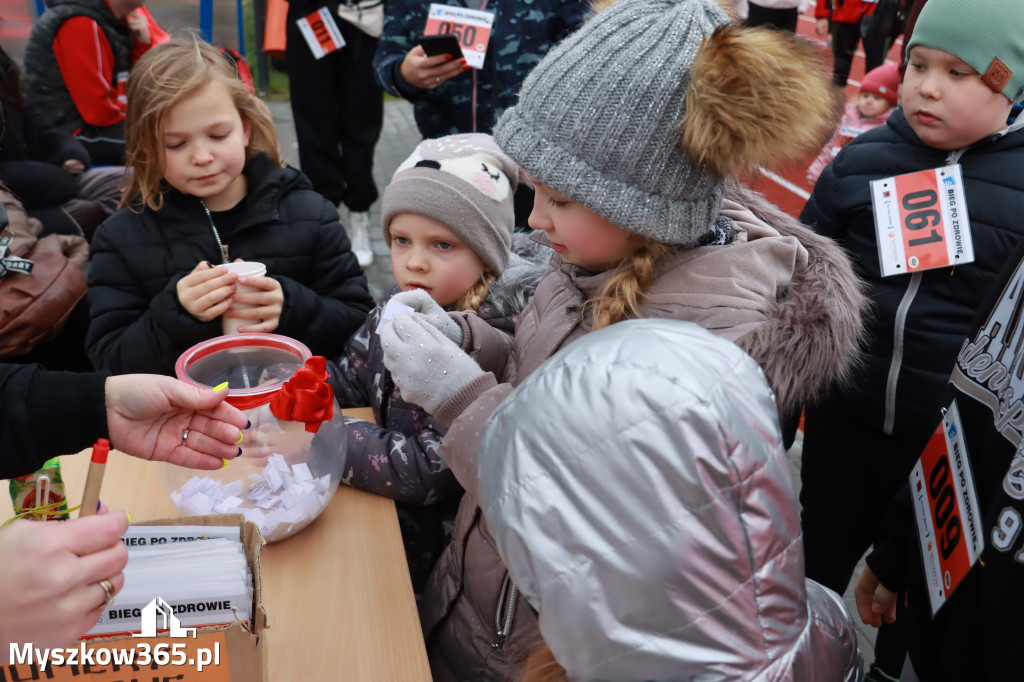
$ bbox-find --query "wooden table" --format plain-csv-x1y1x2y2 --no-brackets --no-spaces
1,408,432,681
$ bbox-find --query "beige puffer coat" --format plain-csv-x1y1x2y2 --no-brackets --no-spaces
421,184,866,681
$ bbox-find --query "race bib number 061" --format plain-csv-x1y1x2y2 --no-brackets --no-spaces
870,164,975,277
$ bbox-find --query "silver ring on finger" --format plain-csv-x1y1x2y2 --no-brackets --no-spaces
181,428,190,447
99,579,116,608
435,76,441,83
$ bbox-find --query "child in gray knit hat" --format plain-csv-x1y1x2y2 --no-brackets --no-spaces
378,0,867,679
323,133,550,595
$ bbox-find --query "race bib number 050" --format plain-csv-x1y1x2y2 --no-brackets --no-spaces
424,4,494,69
911,399,985,616
870,164,974,277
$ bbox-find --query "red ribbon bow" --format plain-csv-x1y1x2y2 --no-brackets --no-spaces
269,356,335,433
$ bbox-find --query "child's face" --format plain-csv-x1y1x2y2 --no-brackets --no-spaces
903,46,1014,151
857,91,892,118
528,178,640,272
161,79,251,211
389,213,487,307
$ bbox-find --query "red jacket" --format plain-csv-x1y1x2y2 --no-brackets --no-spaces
52,5,167,129
815,0,876,24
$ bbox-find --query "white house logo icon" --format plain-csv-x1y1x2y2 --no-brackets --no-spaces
132,597,196,638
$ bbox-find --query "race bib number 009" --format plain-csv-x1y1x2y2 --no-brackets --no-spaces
911,400,985,616
424,4,494,69
870,164,974,277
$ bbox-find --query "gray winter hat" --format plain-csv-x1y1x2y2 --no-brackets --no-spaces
493,0,731,246
382,133,519,274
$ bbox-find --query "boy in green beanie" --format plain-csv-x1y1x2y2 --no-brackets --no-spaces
800,0,1024,679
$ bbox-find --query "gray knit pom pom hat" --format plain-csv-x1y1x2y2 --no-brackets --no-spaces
493,0,731,246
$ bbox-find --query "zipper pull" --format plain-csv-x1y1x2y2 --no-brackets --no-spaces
219,243,230,264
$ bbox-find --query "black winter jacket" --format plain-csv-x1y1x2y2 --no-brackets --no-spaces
0,364,108,479
801,107,1024,439
867,233,1024,681
86,153,374,375
0,102,90,202
0,101,92,234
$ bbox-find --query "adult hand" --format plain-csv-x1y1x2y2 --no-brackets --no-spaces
815,17,829,37
221,270,283,334
176,261,237,322
853,564,898,628
105,374,248,469
236,421,315,467
62,159,85,174
0,513,129,659
390,289,463,345
399,45,469,90
380,313,483,414
126,10,151,45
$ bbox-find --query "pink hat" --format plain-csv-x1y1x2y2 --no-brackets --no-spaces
860,62,901,107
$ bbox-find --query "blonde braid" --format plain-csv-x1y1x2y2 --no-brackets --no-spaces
584,240,674,330
454,272,495,313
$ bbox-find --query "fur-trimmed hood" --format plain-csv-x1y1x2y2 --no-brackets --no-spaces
724,182,867,414
484,231,552,319
510,183,865,418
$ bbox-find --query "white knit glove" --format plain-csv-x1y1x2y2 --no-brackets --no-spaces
380,313,483,414
389,289,463,345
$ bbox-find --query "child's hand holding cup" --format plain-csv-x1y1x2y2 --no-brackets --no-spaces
220,261,268,335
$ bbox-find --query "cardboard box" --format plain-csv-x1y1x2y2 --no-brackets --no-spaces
5,514,267,682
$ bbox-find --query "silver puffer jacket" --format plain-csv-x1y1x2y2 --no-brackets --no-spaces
480,319,863,681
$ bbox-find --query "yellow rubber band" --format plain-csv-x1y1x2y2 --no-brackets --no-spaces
2,501,82,529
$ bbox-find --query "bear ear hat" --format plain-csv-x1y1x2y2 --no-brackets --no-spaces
682,22,838,179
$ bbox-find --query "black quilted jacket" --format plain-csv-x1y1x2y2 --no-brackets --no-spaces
86,153,374,375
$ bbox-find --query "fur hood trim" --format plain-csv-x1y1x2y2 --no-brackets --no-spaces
487,232,553,316
727,182,868,413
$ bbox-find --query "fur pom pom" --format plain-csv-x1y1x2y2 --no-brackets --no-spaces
683,24,837,178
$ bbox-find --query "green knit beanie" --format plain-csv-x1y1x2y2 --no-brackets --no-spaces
907,0,1024,102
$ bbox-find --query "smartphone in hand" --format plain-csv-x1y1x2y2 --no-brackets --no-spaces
420,34,464,60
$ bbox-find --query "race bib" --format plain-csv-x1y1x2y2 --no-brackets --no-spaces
424,4,494,69
297,7,346,59
911,399,985,616
116,71,128,105
870,164,974,277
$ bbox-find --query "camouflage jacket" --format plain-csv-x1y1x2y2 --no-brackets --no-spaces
373,0,585,138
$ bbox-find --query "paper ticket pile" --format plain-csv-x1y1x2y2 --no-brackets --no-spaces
170,454,335,541
87,526,252,637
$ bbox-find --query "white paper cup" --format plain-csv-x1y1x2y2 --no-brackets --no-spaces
220,261,267,335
